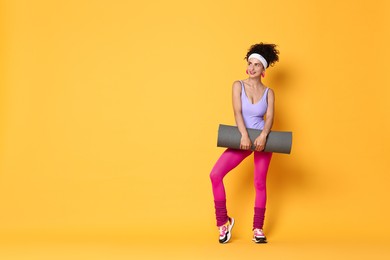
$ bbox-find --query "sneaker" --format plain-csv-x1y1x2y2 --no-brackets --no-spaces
252,228,267,243
218,217,235,244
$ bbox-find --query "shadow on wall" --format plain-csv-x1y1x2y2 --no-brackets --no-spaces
266,63,304,236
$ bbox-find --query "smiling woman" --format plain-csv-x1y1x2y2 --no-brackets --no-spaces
209,43,280,244
246,47,278,83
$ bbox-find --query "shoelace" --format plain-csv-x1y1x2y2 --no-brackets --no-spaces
219,225,228,237
254,229,264,237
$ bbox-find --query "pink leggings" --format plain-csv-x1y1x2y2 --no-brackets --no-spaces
210,148,272,227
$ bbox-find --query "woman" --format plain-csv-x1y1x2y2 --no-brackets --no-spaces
209,43,279,244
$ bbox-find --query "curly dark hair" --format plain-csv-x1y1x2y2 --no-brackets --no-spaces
245,43,279,68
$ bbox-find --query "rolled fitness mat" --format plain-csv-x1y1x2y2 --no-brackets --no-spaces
217,124,292,154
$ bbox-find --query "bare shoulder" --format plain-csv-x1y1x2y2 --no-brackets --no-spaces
267,87,275,102
232,80,242,88
232,80,242,91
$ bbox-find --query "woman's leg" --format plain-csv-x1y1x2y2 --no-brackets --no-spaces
253,151,273,229
210,148,252,226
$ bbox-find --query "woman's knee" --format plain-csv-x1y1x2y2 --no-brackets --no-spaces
210,170,223,184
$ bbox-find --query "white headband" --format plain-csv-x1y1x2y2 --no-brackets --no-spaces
248,53,268,69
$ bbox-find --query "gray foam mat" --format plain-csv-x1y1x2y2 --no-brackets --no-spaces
217,124,292,154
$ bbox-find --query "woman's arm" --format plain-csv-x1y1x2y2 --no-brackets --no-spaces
254,88,275,151
232,81,252,150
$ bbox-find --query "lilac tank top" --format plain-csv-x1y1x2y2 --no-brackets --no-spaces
240,80,269,130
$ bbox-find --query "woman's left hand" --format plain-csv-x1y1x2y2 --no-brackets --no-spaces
254,133,267,152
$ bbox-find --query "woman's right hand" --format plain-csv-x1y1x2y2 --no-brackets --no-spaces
240,135,252,150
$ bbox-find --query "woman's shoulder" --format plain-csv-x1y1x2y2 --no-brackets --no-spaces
232,80,243,94
232,80,243,87
266,87,274,94
232,79,246,87
266,87,275,100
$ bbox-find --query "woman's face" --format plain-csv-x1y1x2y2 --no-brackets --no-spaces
247,58,264,77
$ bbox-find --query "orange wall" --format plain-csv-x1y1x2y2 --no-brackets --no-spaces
1,0,389,246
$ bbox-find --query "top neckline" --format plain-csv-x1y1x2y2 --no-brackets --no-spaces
240,80,268,105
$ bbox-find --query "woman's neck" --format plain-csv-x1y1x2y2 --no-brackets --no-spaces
247,77,263,87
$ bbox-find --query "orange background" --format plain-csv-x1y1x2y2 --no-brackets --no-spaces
1,0,390,259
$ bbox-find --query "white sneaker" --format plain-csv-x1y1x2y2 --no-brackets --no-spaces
218,217,235,244
252,228,267,243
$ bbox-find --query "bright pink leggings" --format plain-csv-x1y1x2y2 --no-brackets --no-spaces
210,148,272,227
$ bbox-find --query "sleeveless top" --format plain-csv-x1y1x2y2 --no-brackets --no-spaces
240,80,269,130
